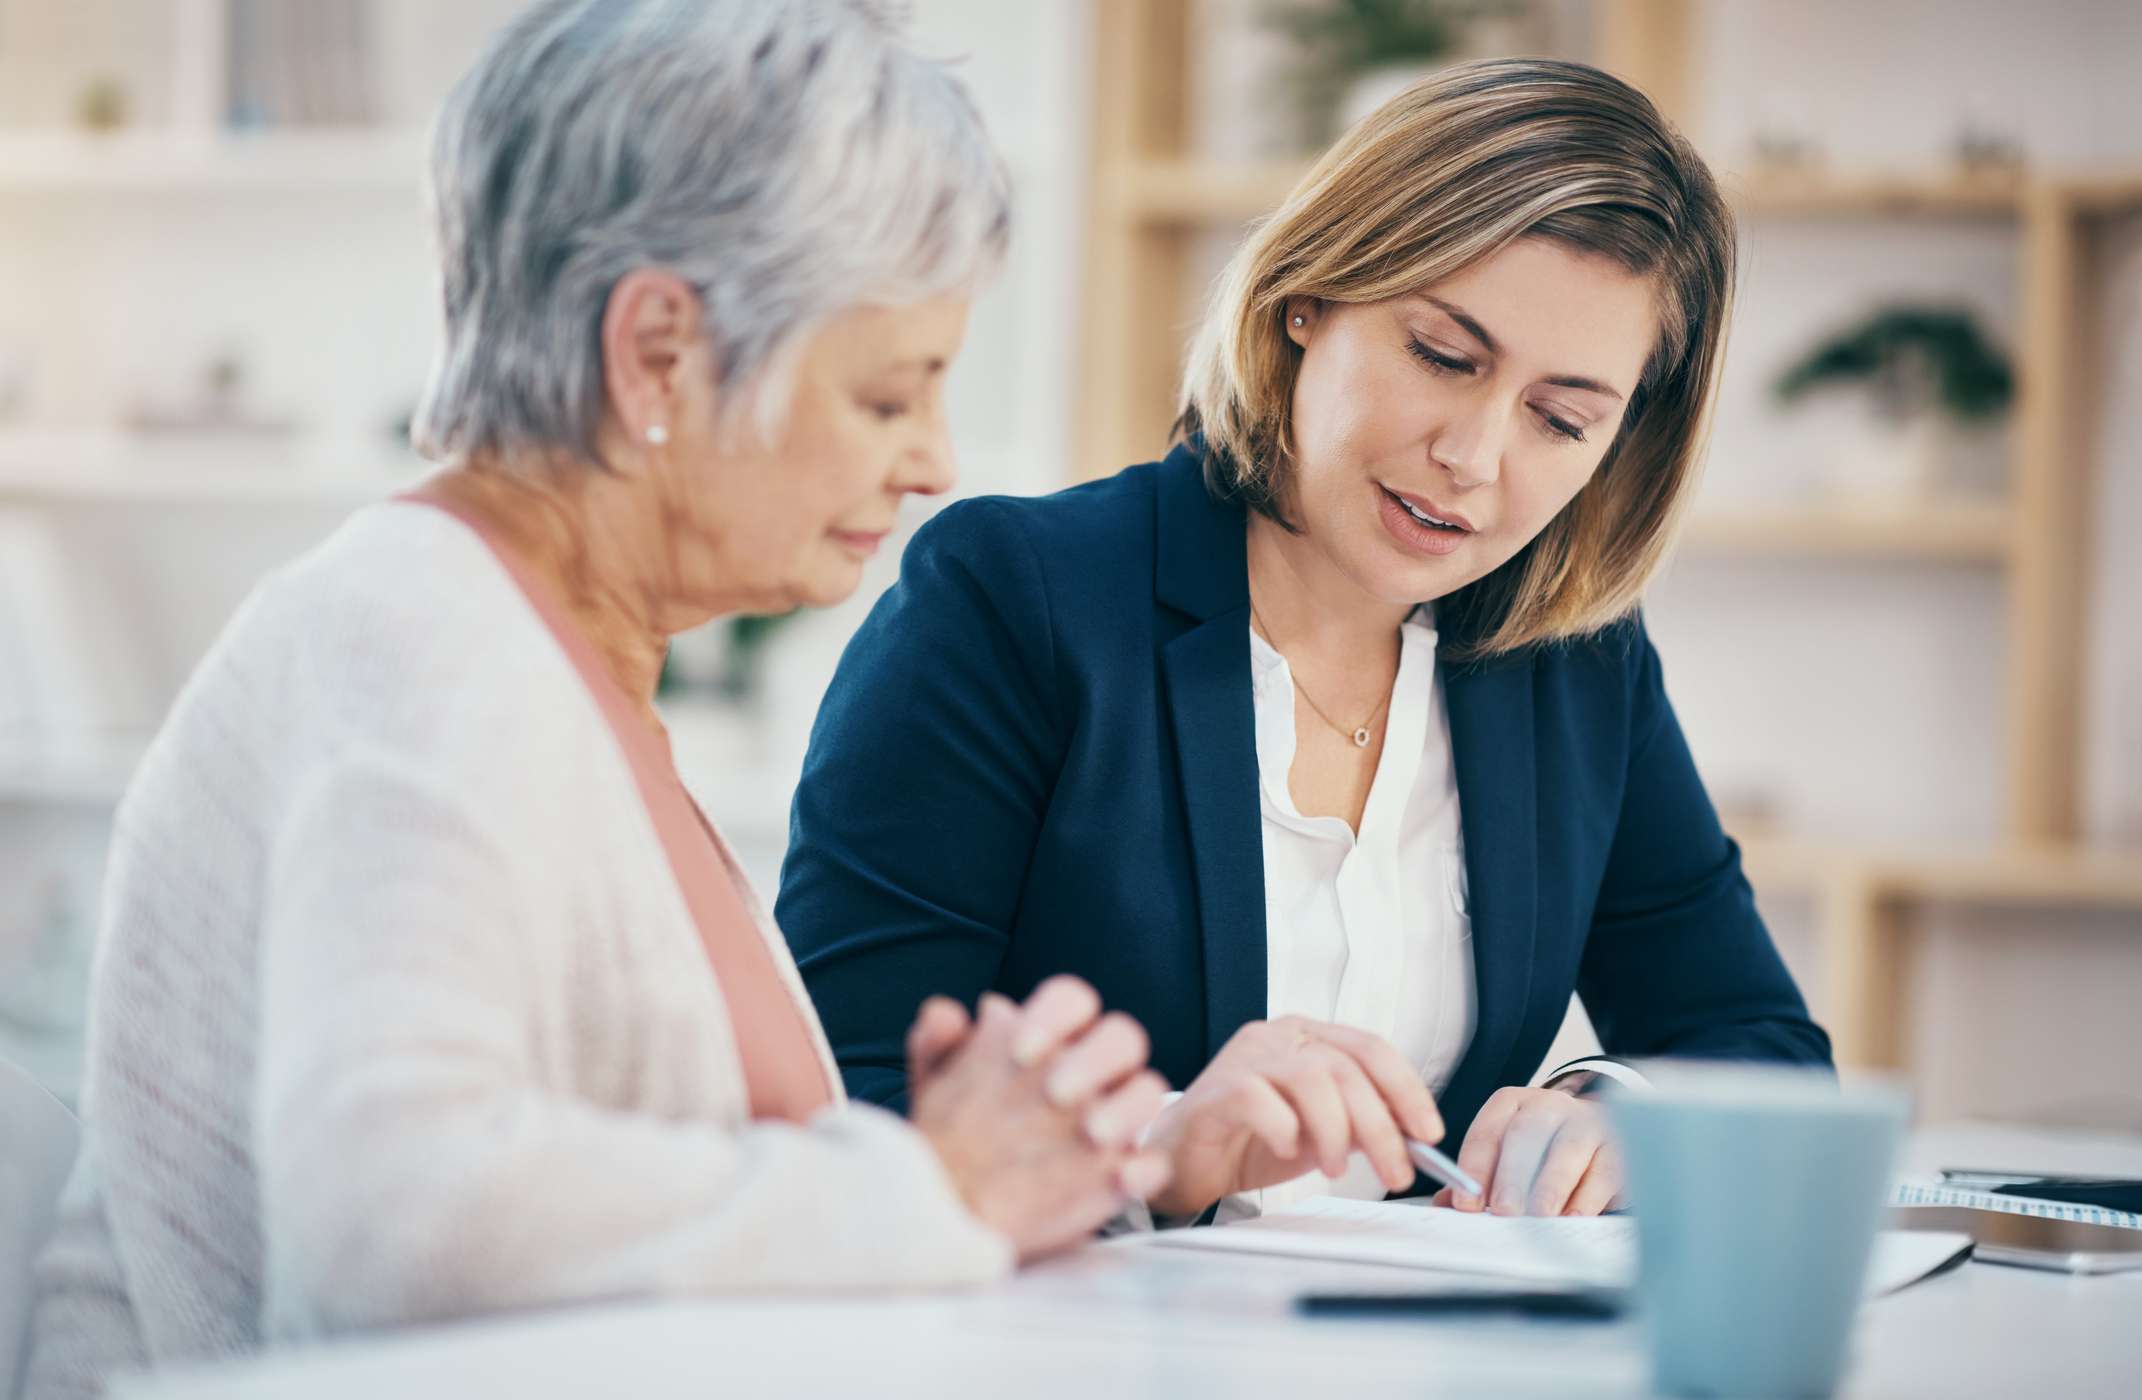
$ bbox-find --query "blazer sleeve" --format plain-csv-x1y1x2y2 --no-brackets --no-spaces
255,753,1012,1338
776,499,1064,1111
1573,620,1834,1068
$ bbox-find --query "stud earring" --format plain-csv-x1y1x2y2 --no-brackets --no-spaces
1291,314,1305,327
646,423,669,446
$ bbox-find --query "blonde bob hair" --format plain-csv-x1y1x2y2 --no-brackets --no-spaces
1177,58,1735,659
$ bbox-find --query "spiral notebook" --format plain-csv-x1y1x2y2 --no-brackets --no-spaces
1890,1178,2142,1230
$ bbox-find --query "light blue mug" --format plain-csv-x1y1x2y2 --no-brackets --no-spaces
1609,1064,1909,1398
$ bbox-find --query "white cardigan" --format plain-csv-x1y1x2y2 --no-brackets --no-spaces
25,503,1010,1398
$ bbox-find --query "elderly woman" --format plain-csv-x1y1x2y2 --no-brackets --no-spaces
24,2,1169,1393
779,59,1831,1228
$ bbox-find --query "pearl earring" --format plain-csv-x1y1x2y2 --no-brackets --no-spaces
1291,314,1305,327
646,423,669,446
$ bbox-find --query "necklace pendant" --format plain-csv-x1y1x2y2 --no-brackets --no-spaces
1353,726,1371,748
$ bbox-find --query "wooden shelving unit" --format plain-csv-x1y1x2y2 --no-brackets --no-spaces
1078,0,2142,1072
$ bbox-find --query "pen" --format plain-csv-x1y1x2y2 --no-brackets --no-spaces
1298,1289,1623,1320
1938,1169,2040,1188
1406,1137,1484,1198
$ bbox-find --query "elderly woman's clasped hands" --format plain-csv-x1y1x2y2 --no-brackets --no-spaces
907,978,1172,1259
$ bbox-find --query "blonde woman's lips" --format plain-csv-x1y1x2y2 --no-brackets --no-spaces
1377,484,1471,557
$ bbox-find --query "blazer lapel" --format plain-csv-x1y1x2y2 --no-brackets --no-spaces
1152,446,1266,1060
1437,649,1540,1118
1162,618,1265,1061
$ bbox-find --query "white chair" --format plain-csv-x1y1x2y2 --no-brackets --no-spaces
1,1058,77,1400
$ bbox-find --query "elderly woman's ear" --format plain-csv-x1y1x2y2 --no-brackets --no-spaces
600,268,710,449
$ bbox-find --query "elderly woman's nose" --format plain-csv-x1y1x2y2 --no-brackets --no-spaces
896,431,958,497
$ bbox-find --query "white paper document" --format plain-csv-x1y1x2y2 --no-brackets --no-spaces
1142,1197,1970,1298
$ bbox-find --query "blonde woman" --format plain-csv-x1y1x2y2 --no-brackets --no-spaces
24,3,1173,1393
779,59,1829,1227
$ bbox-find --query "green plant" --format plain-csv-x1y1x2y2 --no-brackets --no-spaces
719,610,800,701
1265,0,1463,75
1263,0,1520,144
654,610,801,702
1773,305,2015,422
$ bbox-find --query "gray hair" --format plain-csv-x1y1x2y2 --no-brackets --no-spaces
411,0,1011,465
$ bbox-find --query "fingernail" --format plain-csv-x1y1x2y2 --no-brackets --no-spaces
1012,1033,1049,1069
1044,1067,1082,1105
978,995,1015,1037
1083,1107,1122,1147
1118,1156,1169,1200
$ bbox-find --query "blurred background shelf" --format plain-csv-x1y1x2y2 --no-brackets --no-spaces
1736,835,2142,1069
0,463,419,507
0,433,425,507
0,129,428,194
1733,170,2028,217
1740,836,2142,910
1109,157,2142,229
1677,501,2012,562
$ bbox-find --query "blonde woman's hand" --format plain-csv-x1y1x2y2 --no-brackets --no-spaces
1429,1084,1624,1216
1141,1017,1444,1221
908,977,1171,1262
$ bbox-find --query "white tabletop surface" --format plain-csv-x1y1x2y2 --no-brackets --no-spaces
115,1121,2142,1400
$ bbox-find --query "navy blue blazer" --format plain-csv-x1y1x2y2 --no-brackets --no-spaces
776,443,1830,1151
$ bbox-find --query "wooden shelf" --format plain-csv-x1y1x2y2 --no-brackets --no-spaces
1110,156,2142,229
1677,501,2011,563
1736,832,2142,1070
1740,836,2142,909
1733,833,1845,894
0,129,427,195
2058,175,2142,215
0,432,423,506
1878,846,2142,909
0,464,414,507
1731,169,2026,217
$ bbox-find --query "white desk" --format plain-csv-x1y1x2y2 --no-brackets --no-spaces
117,1122,2142,1400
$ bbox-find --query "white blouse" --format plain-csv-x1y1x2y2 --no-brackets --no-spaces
1242,604,1477,1214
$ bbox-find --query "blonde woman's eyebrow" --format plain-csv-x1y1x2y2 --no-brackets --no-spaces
1418,295,1626,401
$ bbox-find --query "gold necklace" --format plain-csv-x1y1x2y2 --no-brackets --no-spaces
1249,599,1391,749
